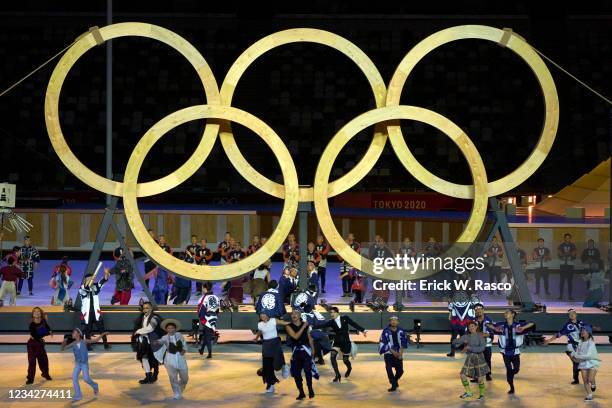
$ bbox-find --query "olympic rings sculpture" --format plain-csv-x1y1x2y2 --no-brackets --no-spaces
44,23,558,281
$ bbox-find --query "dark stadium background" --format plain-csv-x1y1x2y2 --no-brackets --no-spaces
1,1,610,207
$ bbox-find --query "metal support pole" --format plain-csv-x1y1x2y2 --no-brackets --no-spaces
298,202,311,290
83,196,117,277
105,0,113,205
110,221,157,308
488,198,535,311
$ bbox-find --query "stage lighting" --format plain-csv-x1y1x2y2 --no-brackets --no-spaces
191,319,200,342
0,183,33,234
413,319,422,348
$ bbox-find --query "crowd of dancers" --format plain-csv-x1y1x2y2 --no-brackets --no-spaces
1,231,605,402
22,290,603,403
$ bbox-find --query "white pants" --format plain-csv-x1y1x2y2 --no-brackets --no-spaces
165,364,188,397
0,281,17,305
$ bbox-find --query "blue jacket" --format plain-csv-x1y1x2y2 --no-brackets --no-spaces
72,340,89,364
255,289,286,318
557,319,585,350
292,290,316,313
379,326,408,354
278,275,297,300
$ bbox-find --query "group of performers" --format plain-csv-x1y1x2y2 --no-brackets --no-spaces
447,293,602,401
4,230,606,403
20,284,604,403
0,235,40,305
1,231,609,311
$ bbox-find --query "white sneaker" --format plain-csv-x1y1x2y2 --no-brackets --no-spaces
584,394,593,402
281,364,290,379
266,385,275,394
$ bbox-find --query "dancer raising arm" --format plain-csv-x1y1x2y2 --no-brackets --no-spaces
543,308,586,385
487,310,535,395
61,328,109,401
153,319,189,400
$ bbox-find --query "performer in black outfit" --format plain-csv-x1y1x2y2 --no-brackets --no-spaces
286,310,318,400
132,302,163,384
315,306,367,382
26,307,52,384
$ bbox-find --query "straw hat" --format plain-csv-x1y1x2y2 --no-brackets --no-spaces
160,318,181,331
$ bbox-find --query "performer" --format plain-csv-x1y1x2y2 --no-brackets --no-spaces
485,237,504,295
581,239,601,276
50,264,73,306
253,313,290,394
279,267,298,304
78,267,111,350
557,233,577,300
294,287,331,365
366,235,393,300
338,233,360,297
154,319,189,400
455,320,489,400
447,290,478,357
251,259,271,303
26,307,52,384
307,260,320,294
247,235,262,255
17,236,40,296
306,242,321,293
51,256,72,277
583,260,608,307
315,306,367,382
286,310,317,400
315,235,330,293
109,247,134,305
255,280,286,318
571,325,601,402
349,268,365,303
398,237,416,299
61,328,107,401
2,245,21,265
424,237,442,258
143,229,159,291
217,231,232,264
544,308,586,384
282,233,300,269
184,234,201,265
195,238,213,296
532,238,551,296
473,303,493,381
132,301,163,384
0,256,24,306
197,282,220,358
227,240,246,263
143,236,174,305
172,253,193,304
487,310,535,394
158,234,172,254
306,241,321,267
379,316,408,392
